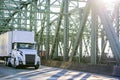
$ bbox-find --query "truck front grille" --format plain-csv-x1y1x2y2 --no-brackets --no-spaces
25,54,35,65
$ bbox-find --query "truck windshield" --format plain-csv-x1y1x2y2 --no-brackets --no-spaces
17,43,35,49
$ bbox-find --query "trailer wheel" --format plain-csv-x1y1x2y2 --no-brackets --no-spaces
5,58,11,67
6,60,11,67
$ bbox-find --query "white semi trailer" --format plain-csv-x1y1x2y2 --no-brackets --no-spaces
0,31,40,69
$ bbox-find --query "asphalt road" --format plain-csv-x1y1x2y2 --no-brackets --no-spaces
0,61,119,80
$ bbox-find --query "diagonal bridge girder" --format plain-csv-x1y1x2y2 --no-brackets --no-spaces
2,1,31,26
69,0,120,65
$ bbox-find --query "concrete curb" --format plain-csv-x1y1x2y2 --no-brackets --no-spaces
112,66,120,77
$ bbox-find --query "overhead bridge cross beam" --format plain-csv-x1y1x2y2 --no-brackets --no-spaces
2,0,38,27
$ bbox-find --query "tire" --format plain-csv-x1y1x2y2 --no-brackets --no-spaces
6,58,12,67
6,60,12,67
35,64,39,69
13,58,18,68
8,61,12,67
5,58,11,67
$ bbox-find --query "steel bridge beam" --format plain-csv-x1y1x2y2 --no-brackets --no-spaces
46,0,50,59
90,6,98,64
63,0,69,61
50,1,64,59
69,0,91,62
93,0,120,65
3,1,30,26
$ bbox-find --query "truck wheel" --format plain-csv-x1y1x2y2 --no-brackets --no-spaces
35,65,39,69
13,59,18,68
8,61,12,67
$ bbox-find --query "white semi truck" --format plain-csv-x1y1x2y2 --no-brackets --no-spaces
0,31,40,69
